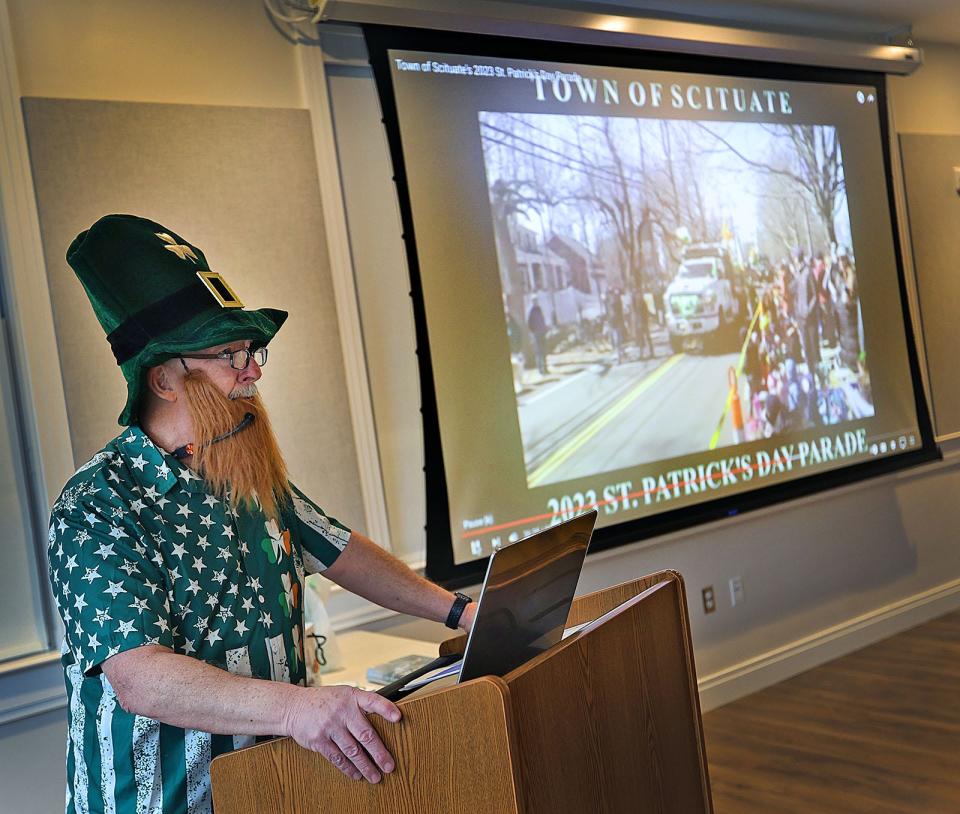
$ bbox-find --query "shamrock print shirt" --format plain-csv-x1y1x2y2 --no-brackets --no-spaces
47,426,352,814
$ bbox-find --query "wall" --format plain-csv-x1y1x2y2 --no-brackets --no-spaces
9,0,304,108
4,1,960,811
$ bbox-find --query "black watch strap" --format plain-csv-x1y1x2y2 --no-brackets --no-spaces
445,592,472,630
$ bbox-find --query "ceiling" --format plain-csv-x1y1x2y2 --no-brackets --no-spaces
520,0,960,46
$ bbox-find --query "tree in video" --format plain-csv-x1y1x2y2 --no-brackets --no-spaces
479,112,874,488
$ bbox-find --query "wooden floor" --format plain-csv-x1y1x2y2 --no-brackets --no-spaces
702,610,960,813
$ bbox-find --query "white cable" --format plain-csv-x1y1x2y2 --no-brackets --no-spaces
310,0,329,24
263,0,325,42
263,0,311,24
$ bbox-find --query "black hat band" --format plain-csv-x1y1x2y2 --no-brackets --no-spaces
107,277,218,365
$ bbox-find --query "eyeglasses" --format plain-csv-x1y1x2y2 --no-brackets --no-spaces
179,346,268,371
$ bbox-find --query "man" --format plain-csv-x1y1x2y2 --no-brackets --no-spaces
526,295,548,374
605,287,625,364
48,215,476,813
790,248,822,389
635,289,654,360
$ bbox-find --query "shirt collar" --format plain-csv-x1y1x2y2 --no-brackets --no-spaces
118,426,206,495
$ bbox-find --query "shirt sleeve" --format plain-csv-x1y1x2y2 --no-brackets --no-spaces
48,494,174,676
287,483,352,575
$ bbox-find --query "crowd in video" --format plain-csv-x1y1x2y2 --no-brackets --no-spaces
482,112,874,481
742,246,872,438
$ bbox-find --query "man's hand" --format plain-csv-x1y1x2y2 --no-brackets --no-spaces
283,685,402,783
103,648,403,784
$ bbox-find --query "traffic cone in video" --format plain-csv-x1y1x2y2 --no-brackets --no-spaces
728,366,745,444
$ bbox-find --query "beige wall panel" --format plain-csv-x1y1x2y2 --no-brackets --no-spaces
21,97,365,530
899,133,960,439
8,0,303,108
890,43,960,135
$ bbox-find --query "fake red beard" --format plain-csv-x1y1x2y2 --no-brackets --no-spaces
182,369,290,521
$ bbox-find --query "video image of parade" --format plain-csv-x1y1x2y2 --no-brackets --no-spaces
479,112,874,489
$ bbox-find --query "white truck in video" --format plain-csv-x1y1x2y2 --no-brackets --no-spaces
665,243,742,353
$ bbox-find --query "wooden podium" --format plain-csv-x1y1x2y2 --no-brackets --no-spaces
211,570,713,813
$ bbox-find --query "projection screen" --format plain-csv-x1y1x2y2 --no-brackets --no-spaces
362,26,937,585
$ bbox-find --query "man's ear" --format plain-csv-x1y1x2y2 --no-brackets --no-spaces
146,363,178,403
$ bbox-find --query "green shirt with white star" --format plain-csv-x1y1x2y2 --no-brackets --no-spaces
48,426,352,814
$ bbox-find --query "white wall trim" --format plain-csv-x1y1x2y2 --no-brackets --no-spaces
0,686,65,726
296,40,392,550
326,550,429,631
697,576,960,712
888,99,937,437
0,0,75,509
0,653,65,726
330,598,400,632
0,0,75,654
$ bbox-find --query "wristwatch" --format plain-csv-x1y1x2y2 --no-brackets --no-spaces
445,591,473,630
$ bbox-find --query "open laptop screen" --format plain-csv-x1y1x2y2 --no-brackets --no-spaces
459,510,596,683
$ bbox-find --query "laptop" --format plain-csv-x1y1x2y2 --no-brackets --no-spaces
377,510,597,700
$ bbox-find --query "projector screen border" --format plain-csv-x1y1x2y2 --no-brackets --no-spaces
362,24,939,588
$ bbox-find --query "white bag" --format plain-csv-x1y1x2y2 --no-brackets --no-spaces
303,574,343,686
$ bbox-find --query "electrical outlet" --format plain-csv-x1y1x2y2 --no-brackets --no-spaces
701,586,716,614
729,576,745,606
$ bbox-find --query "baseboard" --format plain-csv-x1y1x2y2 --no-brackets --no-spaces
696,576,960,712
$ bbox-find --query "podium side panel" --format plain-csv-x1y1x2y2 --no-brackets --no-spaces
567,571,680,628
211,677,520,813
508,579,711,814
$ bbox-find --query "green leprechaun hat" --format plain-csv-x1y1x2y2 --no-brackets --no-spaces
67,214,287,425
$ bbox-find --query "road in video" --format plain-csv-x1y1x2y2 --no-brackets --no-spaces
481,113,874,488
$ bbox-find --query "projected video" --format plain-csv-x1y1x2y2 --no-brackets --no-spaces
479,114,873,488
379,46,928,571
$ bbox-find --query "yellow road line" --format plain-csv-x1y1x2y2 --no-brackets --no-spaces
528,354,685,488
708,300,764,451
